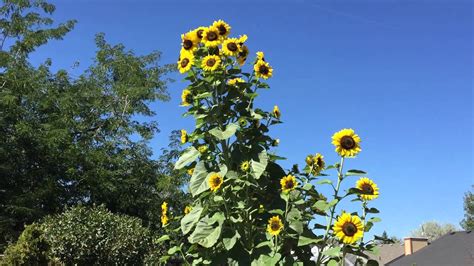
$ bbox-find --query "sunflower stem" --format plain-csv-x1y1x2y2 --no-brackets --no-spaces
316,157,345,265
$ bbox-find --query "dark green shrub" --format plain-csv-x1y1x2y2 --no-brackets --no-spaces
1,223,49,265
42,205,152,265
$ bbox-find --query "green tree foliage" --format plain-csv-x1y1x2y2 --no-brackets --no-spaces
0,0,177,250
410,221,457,242
461,186,474,230
1,223,49,265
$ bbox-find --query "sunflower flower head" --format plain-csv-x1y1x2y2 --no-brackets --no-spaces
222,38,241,57
237,45,249,66
161,201,169,226
161,201,168,214
192,26,207,42
177,51,194,74
272,138,280,146
202,26,222,47
332,128,362,157
280,174,298,193
198,145,208,154
238,34,248,45
254,60,273,79
180,129,188,144
187,167,194,176
238,117,248,127
273,105,281,119
181,89,193,106
184,206,192,215
311,153,325,175
212,19,231,39
201,55,221,71
208,173,223,192
240,161,250,172
256,51,265,61
267,216,283,236
356,177,379,201
333,212,364,244
161,214,169,226
228,78,245,86
181,31,199,52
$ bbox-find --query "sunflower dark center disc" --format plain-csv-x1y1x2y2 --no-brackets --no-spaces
361,183,374,194
213,177,221,186
285,180,294,189
180,58,189,67
206,59,216,67
259,65,269,75
342,222,357,236
183,40,193,49
271,222,280,231
197,29,204,39
207,31,218,41
227,42,238,52
341,136,355,149
218,25,227,35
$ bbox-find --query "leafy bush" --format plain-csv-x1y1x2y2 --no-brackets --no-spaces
41,205,152,265
1,223,50,265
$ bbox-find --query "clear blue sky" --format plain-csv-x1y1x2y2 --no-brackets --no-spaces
31,0,472,238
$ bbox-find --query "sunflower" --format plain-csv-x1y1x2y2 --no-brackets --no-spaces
180,129,188,144
333,212,364,244
356,177,379,201
280,174,298,193
331,128,362,157
237,45,249,66
238,117,248,127
202,26,221,47
184,206,192,215
273,105,281,119
228,78,245,86
305,155,313,166
258,204,265,213
254,60,273,79
209,173,223,192
161,214,169,226
267,216,284,236
181,89,193,106
201,55,221,71
256,51,265,61
161,201,168,214
311,153,325,175
198,145,208,154
240,161,250,172
187,167,194,176
272,138,280,146
221,38,241,57
192,26,207,42
238,34,248,45
181,31,199,52
212,19,231,38
177,51,194,74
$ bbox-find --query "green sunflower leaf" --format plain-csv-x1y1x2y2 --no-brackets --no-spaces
317,179,333,185
345,169,367,176
181,206,204,235
175,146,200,170
251,150,268,179
322,246,342,257
189,161,209,197
209,123,240,140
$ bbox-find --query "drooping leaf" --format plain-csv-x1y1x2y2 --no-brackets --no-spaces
181,206,203,234
209,123,240,140
345,169,367,176
189,161,209,197
251,150,268,179
175,146,200,170
223,231,240,250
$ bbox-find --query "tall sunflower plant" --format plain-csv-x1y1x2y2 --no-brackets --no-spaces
159,20,384,265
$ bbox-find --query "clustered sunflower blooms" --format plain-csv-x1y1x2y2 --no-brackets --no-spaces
333,212,364,244
306,153,325,175
161,201,169,226
332,128,362,157
180,129,188,144
280,174,298,193
209,173,223,192
267,216,284,236
356,177,379,201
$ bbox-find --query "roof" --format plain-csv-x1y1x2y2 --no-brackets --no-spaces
367,243,405,265
387,231,474,266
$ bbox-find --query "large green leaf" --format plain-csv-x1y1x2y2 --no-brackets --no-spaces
175,146,200,170
189,161,209,197
251,150,268,179
322,246,341,257
209,123,240,140
188,213,224,248
181,206,203,235
298,235,322,246
223,231,240,250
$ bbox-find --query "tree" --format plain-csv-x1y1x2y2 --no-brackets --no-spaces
377,230,401,244
0,0,177,250
460,186,474,230
410,221,457,242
